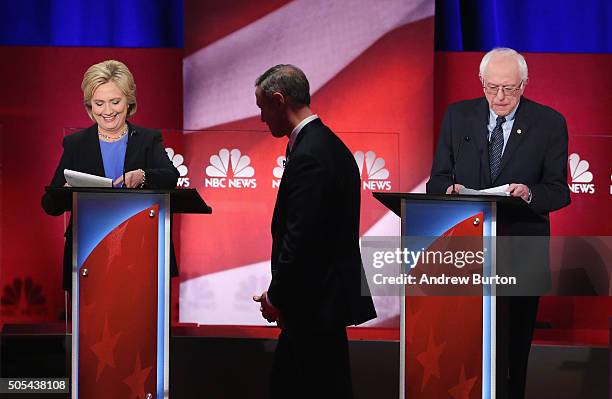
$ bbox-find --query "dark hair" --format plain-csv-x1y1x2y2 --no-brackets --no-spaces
255,64,311,106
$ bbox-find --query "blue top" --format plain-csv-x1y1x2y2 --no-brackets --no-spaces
99,135,128,186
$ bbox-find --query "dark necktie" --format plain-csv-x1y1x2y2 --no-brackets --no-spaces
489,116,506,181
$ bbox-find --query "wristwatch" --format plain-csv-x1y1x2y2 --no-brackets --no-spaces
527,187,532,203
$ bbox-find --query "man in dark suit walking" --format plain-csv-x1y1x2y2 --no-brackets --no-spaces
427,48,570,398
252,64,376,399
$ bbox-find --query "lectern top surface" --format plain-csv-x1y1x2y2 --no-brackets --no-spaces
44,187,212,214
373,192,524,217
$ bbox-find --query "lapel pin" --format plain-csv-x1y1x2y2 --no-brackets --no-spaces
516,129,522,134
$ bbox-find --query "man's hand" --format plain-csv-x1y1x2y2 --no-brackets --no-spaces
507,183,531,202
113,169,145,188
446,184,465,194
253,291,281,325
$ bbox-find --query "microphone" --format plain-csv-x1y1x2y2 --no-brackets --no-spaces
450,135,471,194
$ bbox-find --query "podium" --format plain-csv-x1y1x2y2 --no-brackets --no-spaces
373,192,525,399
45,187,211,399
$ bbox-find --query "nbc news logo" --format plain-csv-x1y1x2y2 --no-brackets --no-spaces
272,156,285,189
166,147,190,187
204,148,257,189
568,153,595,194
354,151,392,191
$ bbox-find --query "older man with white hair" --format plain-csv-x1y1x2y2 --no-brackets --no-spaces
427,48,570,398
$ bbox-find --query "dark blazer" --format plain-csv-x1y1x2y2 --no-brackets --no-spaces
427,97,570,236
427,97,571,296
42,123,179,291
268,118,376,330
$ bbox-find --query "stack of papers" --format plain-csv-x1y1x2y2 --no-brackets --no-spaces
458,184,510,196
64,169,113,187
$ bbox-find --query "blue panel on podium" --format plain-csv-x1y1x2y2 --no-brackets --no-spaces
401,198,495,399
72,191,169,399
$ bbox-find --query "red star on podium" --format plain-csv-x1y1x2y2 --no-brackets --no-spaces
79,299,97,337
406,306,422,343
448,364,478,399
123,353,152,399
106,222,128,270
415,328,446,391
90,318,121,381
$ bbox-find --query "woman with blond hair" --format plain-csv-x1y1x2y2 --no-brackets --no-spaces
42,60,178,291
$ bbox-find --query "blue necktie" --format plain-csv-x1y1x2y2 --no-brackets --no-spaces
489,116,506,181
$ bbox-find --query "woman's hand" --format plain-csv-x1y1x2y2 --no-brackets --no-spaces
113,169,145,188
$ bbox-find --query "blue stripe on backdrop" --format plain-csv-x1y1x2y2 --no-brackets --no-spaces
435,0,612,53
2,0,610,52
0,0,182,47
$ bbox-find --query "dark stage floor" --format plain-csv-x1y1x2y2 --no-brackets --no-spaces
0,329,607,398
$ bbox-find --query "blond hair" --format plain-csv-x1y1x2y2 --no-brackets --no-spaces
81,60,137,120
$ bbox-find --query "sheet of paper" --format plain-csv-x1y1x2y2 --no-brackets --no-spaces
64,169,113,187
458,184,510,196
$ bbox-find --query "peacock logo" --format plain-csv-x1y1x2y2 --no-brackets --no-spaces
204,148,257,189
166,147,190,187
568,153,595,194
354,150,392,191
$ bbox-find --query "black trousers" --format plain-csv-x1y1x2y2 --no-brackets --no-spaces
496,296,540,399
270,327,353,399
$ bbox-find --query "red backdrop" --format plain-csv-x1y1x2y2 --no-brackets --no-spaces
435,52,612,346
1,47,610,346
0,47,183,326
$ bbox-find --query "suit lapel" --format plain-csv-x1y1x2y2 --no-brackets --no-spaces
291,118,321,153
497,100,530,180
123,124,141,172
470,99,491,188
274,118,321,232
84,125,105,177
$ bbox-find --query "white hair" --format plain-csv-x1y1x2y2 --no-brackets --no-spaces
479,47,528,81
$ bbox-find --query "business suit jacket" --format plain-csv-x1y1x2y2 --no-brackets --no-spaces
427,96,571,397
427,97,570,236
268,118,376,330
42,123,179,291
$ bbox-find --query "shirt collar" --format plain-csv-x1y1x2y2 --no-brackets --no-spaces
488,100,519,126
288,114,319,152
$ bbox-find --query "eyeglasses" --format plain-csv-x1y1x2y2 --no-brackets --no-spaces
482,80,524,96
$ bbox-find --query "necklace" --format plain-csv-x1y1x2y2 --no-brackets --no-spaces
98,125,128,142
